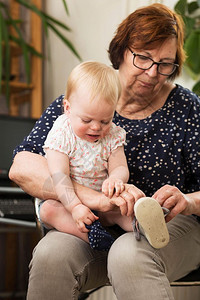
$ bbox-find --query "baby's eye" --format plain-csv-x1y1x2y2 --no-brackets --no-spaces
81,119,91,123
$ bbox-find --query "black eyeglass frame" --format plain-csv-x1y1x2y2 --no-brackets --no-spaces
128,49,179,76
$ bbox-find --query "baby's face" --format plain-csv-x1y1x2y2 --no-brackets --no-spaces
64,88,115,143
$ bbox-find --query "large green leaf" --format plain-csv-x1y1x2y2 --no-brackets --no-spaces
182,16,196,38
184,30,200,74
188,1,199,13
174,0,200,93
192,79,200,95
174,0,187,15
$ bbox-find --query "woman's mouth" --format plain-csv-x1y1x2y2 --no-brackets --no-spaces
140,81,154,88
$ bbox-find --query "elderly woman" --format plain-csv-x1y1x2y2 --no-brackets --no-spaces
9,3,200,300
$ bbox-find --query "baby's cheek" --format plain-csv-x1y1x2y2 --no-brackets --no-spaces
102,126,111,138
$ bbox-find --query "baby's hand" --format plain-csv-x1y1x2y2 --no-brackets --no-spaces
72,204,98,233
102,178,125,198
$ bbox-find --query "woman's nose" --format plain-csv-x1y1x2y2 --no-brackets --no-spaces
145,64,158,77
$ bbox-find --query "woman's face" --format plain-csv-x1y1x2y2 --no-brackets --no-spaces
118,38,177,100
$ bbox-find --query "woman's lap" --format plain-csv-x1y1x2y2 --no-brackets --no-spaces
108,214,200,300
27,215,200,300
27,230,109,300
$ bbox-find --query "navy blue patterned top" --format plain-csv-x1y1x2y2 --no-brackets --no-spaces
14,84,200,198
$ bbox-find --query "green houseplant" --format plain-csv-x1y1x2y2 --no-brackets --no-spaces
0,0,81,102
174,0,200,95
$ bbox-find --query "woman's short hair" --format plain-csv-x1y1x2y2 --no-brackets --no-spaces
108,3,186,80
65,61,121,105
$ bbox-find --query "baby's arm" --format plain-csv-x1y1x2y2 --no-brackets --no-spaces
102,146,129,198
45,148,98,232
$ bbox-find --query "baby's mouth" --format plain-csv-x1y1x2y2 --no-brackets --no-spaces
87,134,101,140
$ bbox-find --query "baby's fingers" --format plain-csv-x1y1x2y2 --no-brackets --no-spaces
102,181,114,198
115,183,125,196
84,212,99,225
77,221,89,233
108,183,115,198
90,212,99,222
102,182,109,197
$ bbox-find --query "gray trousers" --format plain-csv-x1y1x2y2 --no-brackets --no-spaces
27,215,200,300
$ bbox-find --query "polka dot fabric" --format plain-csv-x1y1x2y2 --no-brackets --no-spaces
13,84,200,248
14,96,64,156
112,85,200,198
86,219,115,251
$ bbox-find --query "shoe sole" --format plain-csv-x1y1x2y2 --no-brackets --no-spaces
134,197,169,249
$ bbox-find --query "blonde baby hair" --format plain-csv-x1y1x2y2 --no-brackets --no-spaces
65,61,121,106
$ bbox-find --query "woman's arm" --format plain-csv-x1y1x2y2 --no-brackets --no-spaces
9,151,114,211
9,151,143,215
9,151,57,200
185,191,200,216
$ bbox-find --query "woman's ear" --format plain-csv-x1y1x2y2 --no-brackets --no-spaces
63,98,70,114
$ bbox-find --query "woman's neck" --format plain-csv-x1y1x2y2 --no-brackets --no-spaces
116,82,175,120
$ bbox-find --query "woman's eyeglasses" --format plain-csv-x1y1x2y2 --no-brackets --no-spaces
129,49,179,76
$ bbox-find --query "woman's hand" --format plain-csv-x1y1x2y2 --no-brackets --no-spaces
110,184,145,216
152,185,189,222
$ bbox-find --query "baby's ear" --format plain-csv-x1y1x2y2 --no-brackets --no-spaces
63,99,70,114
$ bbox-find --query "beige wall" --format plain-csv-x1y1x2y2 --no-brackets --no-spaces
43,0,195,109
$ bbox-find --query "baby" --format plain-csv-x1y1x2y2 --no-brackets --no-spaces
41,61,132,250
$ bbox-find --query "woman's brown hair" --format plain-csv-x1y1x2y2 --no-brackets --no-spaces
108,3,186,80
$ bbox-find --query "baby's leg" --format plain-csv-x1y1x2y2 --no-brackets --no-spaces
39,199,89,243
99,210,133,232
